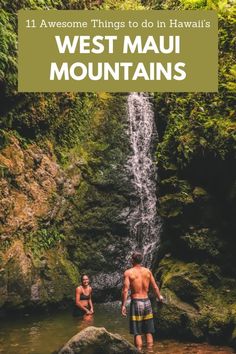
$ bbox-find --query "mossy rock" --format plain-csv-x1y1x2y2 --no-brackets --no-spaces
33,249,79,305
180,228,223,258
153,289,204,341
230,326,236,350
159,258,205,307
192,186,209,199
159,191,194,218
207,309,234,344
160,176,191,195
165,275,202,306
0,268,8,307
0,241,79,310
154,302,189,337
155,257,236,344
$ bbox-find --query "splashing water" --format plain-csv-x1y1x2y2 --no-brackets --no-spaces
126,92,161,267
92,92,161,295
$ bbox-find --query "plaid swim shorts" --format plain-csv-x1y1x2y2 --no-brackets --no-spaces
130,298,155,335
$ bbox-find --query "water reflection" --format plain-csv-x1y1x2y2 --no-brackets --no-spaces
76,313,94,332
0,303,234,354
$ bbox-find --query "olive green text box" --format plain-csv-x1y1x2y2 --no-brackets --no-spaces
18,10,218,92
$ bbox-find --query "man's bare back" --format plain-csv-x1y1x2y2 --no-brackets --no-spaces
121,252,163,352
125,266,152,299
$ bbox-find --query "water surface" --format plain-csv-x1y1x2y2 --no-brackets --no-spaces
0,302,234,354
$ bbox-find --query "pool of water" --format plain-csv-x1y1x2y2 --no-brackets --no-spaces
0,302,234,354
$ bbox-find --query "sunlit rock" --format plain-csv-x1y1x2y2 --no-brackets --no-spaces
57,326,139,354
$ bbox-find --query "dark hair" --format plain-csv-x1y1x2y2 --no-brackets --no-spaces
132,252,143,264
81,274,89,282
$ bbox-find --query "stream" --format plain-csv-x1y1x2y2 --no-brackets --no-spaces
0,302,234,354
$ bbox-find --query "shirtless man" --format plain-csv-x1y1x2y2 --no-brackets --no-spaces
121,252,163,352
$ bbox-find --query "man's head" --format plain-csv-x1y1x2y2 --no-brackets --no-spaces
131,251,143,265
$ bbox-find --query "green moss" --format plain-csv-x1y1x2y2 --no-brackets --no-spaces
181,228,223,258
231,325,236,349
59,256,78,286
154,257,236,343
25,227,65,256
102,0,145,9
159,192,194,218
0,129,10,149
159,259,205,305
155,5,236,280
0,10,17,94
192,187,208,199
29,249,79,305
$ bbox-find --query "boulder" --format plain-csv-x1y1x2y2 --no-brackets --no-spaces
154,257,236,345
230,326,236,350
57,326,139,354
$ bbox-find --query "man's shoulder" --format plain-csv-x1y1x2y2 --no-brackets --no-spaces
141,267,152,274
141,266,149,270
124,268,132,275
124,267,152,276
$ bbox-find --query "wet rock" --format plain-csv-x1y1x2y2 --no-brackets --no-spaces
180,228,222,259
4,240,32,307
0,135,78,238
153,290,204,341
154,257,236,345
165,275,201,306
230,326,236,350
207,307,234,344
57,326,139,354
0,240,79,310
0,134,81,311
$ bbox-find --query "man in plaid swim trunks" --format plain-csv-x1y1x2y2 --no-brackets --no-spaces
121,252,163,352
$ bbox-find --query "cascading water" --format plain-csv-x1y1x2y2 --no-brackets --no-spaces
126,92,161,267
91,92,161,298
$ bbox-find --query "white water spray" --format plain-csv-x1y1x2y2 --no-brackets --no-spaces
92,93,161,296
126,92,161,267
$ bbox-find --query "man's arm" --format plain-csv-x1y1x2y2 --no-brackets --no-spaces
121,271,130,316
150,271,163,301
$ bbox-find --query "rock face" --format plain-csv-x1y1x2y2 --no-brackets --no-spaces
57,326,139,354
0,91,131,310
153,257,236,346
0,135,78,239
0,135,79,311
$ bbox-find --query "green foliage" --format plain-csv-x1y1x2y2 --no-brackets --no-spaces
63,94,130,273
222,64,236,91
0,0,86,95
0,237,13,251
0,0,86,13
0,128,9,149
25,227,65,256
2,93,97,148
156,105,236,169
102,0,145,9
154,0,236,283
181,228,222,257
159,177,193,218
0,10,17,94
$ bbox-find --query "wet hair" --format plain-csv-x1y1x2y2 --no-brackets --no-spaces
81,274,89,282
132,252,143,264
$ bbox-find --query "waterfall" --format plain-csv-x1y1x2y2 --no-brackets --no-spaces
126,92,161,267
91,92,161,299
